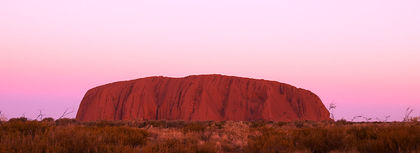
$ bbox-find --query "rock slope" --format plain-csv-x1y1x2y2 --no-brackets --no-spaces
76,75,330,121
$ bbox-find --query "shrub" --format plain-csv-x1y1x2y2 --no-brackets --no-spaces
101,126,149,147
1,120,419,153
294,121,304,128
148,120,167,128
294,127,346,153
92,120,126,127
214,121,225,129
166,120,186,128
246,127,295,153
1,120,49,136
183,122,207,133
249,120,267,128
409,116,419,122
141,138,217,153
0,120,149,153
8,117,28,122
352,125,420,153
275,122,286,127
41,117,54,122
55,118,77,126
221,140,241,152
335,119,350,125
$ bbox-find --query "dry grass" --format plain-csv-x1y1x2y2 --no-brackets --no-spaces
0,118,419,153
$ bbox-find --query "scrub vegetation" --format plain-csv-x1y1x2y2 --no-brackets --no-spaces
0,118,419,153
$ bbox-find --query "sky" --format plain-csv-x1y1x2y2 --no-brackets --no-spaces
1,0,419,121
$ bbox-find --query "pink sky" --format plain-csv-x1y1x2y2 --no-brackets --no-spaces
1,0,419,121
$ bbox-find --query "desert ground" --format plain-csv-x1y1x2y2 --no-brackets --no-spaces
1,118,419,153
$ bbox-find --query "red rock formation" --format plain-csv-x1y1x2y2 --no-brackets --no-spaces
76,74,330,121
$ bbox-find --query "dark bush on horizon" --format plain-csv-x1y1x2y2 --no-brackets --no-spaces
55,118,77,126
41,117,55,122
8,117,28,122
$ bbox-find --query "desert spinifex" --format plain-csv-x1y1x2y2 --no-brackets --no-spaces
0,119,419,153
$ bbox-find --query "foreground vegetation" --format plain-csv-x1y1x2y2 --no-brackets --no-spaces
0,118,419,153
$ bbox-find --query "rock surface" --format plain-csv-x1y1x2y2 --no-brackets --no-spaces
76,75,331,121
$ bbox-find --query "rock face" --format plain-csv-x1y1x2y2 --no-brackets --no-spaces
76,75,331,122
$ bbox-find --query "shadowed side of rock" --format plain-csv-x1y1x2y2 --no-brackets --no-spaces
76,75,331,122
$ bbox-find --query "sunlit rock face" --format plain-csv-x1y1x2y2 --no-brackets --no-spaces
76,75,331,122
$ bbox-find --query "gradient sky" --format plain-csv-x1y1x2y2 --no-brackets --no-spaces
1,0,419,121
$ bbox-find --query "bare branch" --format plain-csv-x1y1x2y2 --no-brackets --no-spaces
384,115,391,122
328,103,336,110
363,117,372,122
58,108,74,119
374,115,390,122
351,115,363,122
403,107,414,122
35,110,45,121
